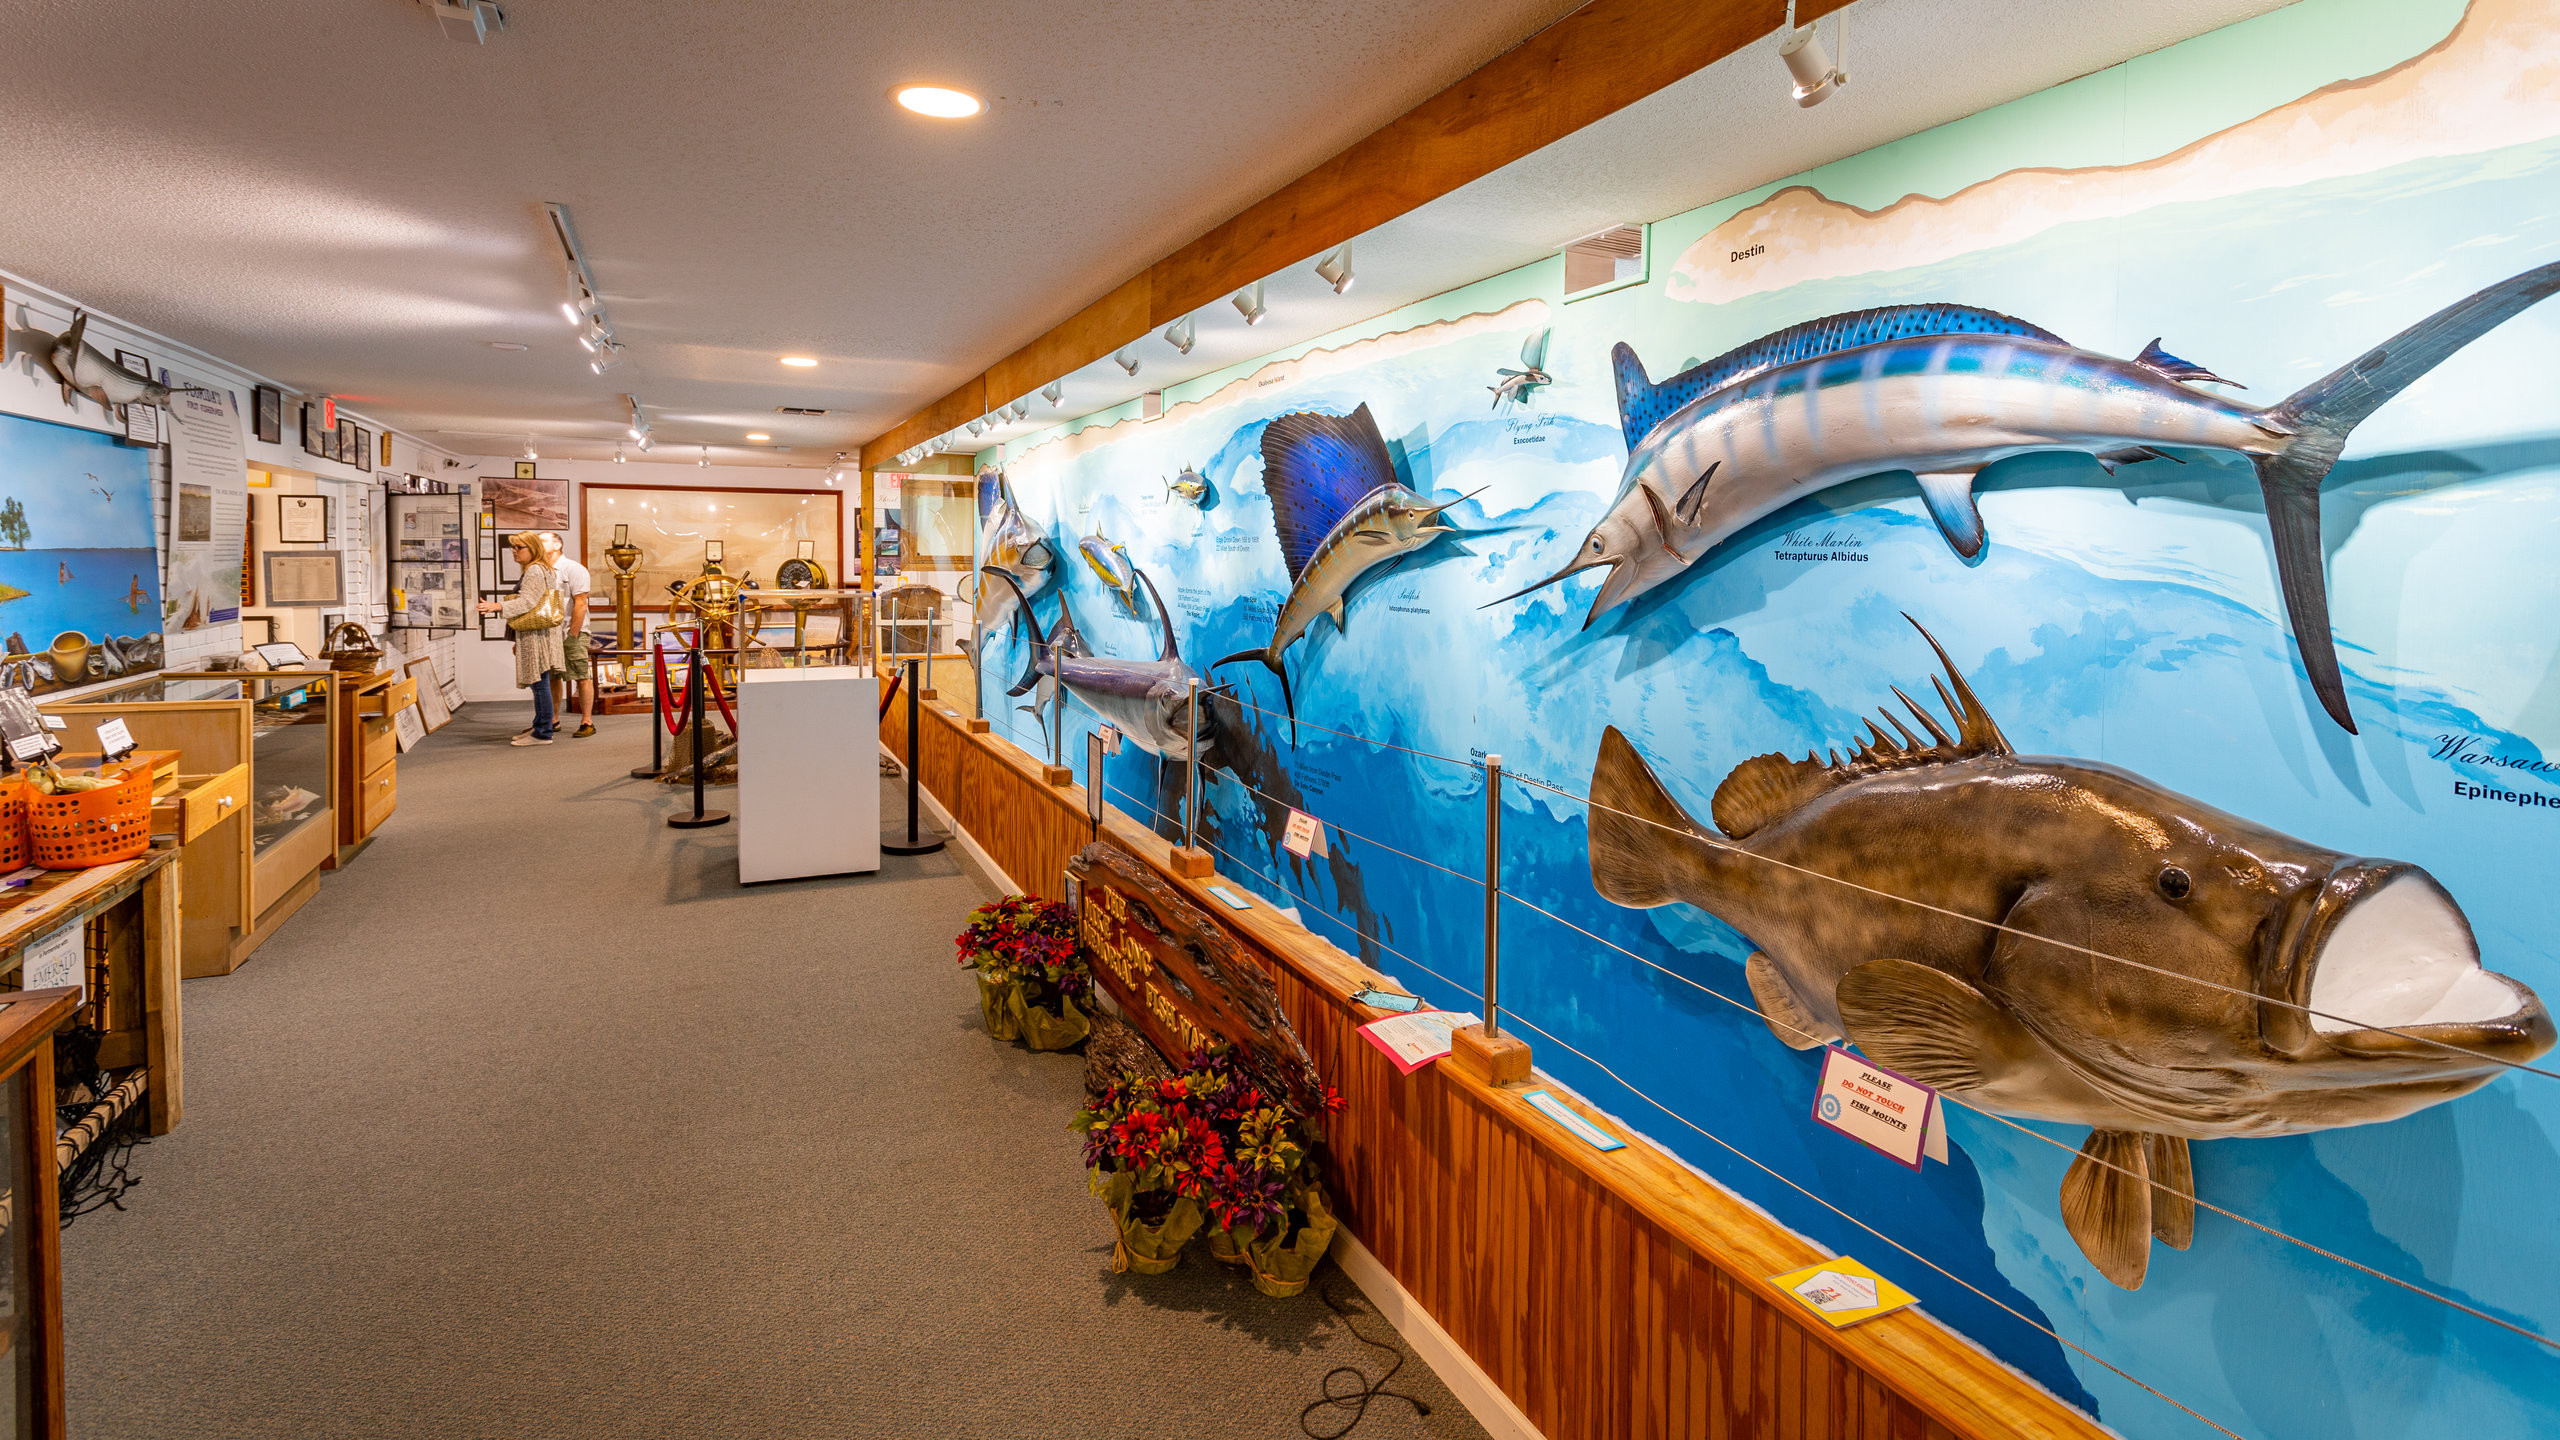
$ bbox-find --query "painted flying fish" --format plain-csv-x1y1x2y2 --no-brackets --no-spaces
1585,618,2553,1289
1213,403,1473,740
1495,263,2560,733
1488,327,1552,409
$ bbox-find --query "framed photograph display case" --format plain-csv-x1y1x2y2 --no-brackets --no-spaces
577,483,844,611
387,490,470,632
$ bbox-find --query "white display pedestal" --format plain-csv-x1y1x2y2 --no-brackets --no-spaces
737,667,879,883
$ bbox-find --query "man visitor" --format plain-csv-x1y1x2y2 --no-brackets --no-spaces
541,531,597,739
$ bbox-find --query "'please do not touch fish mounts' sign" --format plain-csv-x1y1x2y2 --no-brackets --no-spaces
1068,841,1330,1119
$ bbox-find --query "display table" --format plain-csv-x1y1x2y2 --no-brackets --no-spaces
0,848,183,1137
736,667,878,883
0,982,83,1435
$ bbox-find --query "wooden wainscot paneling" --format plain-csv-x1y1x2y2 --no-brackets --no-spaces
893,695,2102,1440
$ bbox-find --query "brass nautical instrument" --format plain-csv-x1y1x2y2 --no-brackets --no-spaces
605,526,643,651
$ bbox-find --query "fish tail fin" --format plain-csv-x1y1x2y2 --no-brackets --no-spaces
2256,260,2560,733
1588,726,1722,908
1211,646,1296,745
982,566,1043,695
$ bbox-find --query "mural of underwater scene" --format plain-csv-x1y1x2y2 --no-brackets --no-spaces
0,409,163,692
978,0,2560,1435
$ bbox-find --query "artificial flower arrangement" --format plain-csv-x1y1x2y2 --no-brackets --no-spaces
954,895,1093,1051
1073,1046,1346,1294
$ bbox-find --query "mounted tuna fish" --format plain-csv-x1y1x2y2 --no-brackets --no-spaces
977,470,1056,621
1078,531,1143,618
985,566,1217,764
1493,262,2560,734
1213,404,1473,741
1584,618,2553,1290
31,311,216,411
1163,464,1217,511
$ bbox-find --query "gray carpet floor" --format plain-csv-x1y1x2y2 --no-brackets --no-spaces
63,703,1489,1440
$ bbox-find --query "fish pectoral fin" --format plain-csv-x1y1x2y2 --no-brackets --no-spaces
2060,1129,2157,1290
1355,532,1392,545
1835,957,2058,1099
2146,1135,2195,1250
1637,485,1689,561
2094,444,2183,473
1326,598,1347,632
1675,462,1719,525
1744,953,1837,1050
1913,471,1986,559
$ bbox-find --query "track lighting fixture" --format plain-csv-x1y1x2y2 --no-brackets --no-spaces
1114,347,1140,377
966,418,987,437
1778,0,1847,107
589,342,624,374
1233,280,1267,325
1008,399,1030,422
1316,242,1354,295
1163,316,1195,356
425,0,506,44
1042,380,1064,407
699,445,710,467
522,436,539,461
613,447,625,463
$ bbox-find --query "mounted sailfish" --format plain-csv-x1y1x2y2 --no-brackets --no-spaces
1213,404,1474,742
1489,263,2560,734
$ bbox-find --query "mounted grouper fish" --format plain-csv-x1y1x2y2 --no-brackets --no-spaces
1584,618,2554,1290
1213,403,1475,741
984,565,1220,764
1492,263,2560,733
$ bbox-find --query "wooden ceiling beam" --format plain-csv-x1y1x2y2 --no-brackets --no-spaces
860,0,1844,471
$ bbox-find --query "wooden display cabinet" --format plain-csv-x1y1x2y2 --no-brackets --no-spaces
0,985,82,1437
47,673,337,978
332,669,413,863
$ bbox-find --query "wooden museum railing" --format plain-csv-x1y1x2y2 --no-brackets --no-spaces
883,690,2105,1440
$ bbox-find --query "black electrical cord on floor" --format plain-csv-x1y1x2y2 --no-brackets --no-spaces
1300,1275,1431,1439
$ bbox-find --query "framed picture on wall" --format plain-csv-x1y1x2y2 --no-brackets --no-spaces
515,460,537,479
302,404,324,458
262,551,345,607
337,419,357,464
277,494,330,544
354,427,371,469
379,430,393,469
253,386,283,445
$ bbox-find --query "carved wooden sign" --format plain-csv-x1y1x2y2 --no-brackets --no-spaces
1070,841,1327,1118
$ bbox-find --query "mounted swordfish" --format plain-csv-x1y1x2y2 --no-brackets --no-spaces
1213,403,1475,741
983,565,1217,764
1489,263,2560,733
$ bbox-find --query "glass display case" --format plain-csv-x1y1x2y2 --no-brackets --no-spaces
246,674,332,860
387,490,471,632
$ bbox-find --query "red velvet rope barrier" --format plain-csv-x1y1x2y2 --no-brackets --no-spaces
878,668,903,721
699,655,740,730
653,640,691,737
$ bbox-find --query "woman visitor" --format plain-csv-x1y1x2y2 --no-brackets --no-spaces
475,530,567,746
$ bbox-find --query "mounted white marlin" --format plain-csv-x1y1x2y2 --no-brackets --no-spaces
1212,404,1475,742
975,469,1056,624
1488,264,2560,734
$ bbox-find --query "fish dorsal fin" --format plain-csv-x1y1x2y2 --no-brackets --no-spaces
1713,617,2011,835
1711,752,1845,839
2133,338,2240,389
1613,305,2069,450
1261,404,1398,580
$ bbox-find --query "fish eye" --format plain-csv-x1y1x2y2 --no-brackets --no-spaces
1589,537,1604,552
2157,866,2192,901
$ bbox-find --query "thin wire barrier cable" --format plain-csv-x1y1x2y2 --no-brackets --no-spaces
1216,689,1486,772
1504,771,2560,1083
1194,835,1483,1003
1497,888,2560,1356
1495,1005,2248,1440
1213,771,1484,887
1299,1275,1433,1439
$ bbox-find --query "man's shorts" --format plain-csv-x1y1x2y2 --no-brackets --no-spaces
562,630,592,681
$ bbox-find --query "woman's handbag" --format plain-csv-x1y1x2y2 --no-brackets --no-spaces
506,583,564,633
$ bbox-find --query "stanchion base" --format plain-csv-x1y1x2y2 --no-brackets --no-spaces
1041,765,1074,786
965,717,991,733
667,811,731,829
1170,846,1214,879
919,688,938,701
1448,1025,1533,1086
629,766,663,780
882,838,948,855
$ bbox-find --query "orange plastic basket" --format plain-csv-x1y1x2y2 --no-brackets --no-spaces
0,778,25,872
27,767,151,870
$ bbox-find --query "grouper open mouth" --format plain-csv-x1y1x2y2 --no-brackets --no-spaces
2283,865,2551,1062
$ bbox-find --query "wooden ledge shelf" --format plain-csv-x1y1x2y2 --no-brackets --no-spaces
881,686,2101,1440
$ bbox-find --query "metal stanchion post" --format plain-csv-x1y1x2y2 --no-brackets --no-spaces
630,642,664,780
1170,677,1211,877
1483,753,1503,1038
967,585,988,733
667,645,729,829
883,655,946,856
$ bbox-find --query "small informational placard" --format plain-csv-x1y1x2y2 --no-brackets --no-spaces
41,716,64,731
21,922,83,1005
253,640,312,670
94,717,135,760
1085,731,1105,826
1523,1089,1627,1151
1350,987,1422,1013
1812,1046,1939,1170
1205,885,1251,911
8,735,45,762
122,403,160,445
1281,807,1328,859
1097,724,1121,756
1768,1257,1917,1329
393,704,428,752
1358,1009,1479,1074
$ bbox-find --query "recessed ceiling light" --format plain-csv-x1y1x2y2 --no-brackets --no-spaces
485,341,528,351
746,433,770,442
895,85,981,119
779,356,818,368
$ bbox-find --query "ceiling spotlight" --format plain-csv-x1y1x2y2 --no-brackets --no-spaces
1007,399,1030,422
746,432,770,442
1041,380,1064,407
896,86,982,119
635,434,653,452
522,436,539,461
613,447,626,464
1114,347,1140,377
590,343,624,374
1163,316,1195,356
1778,1,1847,107
1233,280,1267,325
699,445,710,467
779,355,818,368
1316,241,1354,295
966,418,987,437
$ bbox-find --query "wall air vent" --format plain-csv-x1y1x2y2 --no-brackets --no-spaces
1561,223,1647,301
